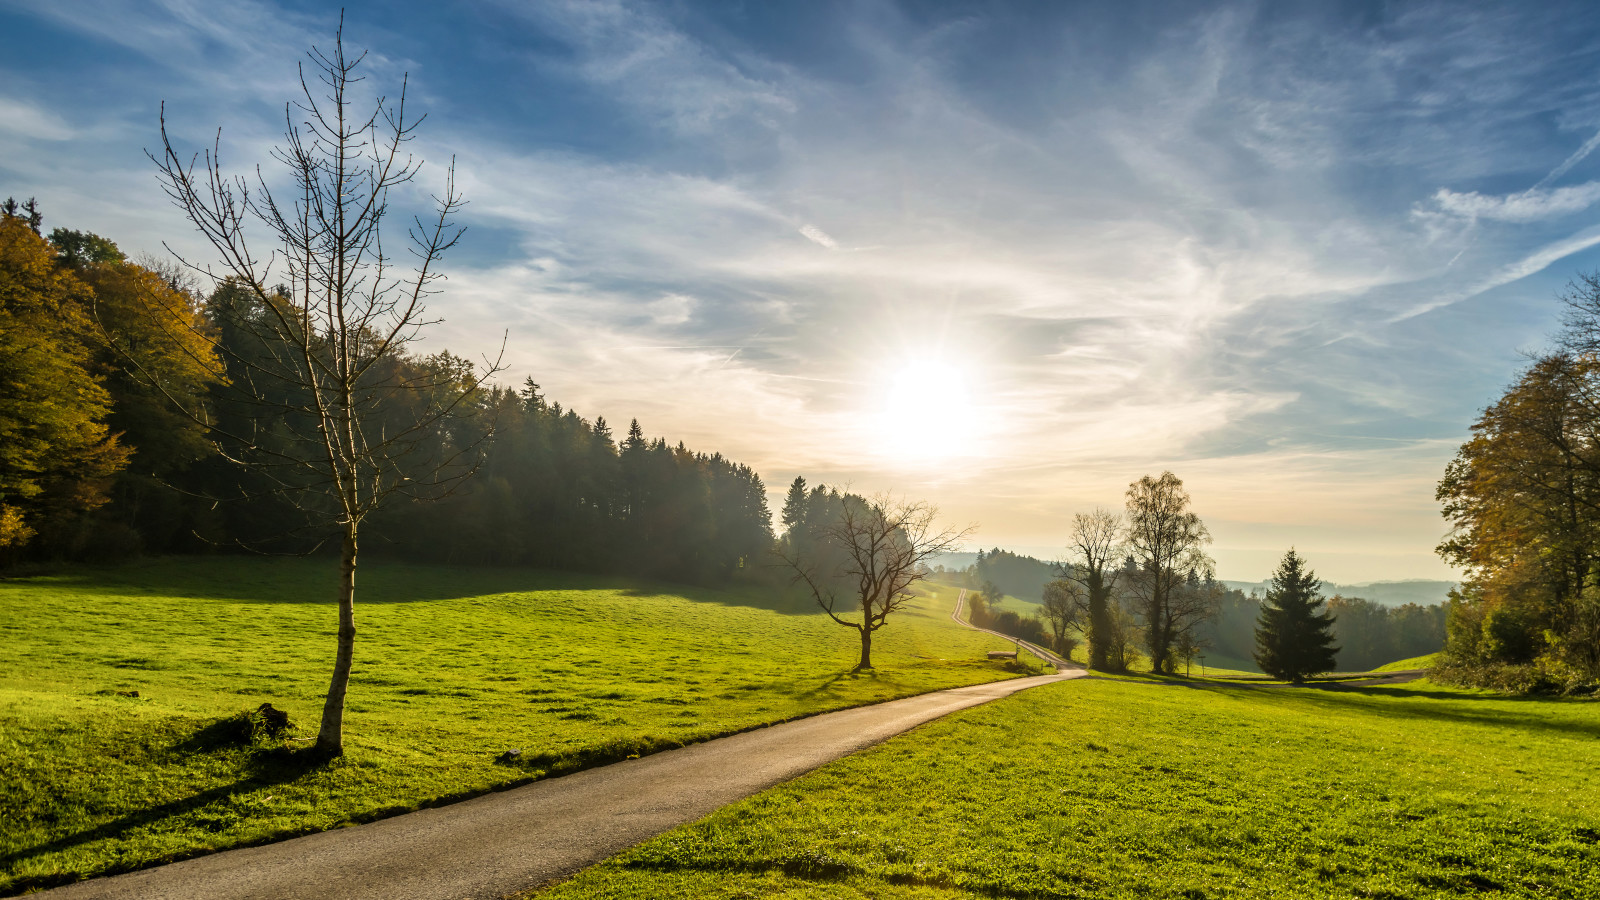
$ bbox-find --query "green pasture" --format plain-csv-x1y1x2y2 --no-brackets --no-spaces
0,558,1021,894
1375,653,1440,672
539,677,1600,899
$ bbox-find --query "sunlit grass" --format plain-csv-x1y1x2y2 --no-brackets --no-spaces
0,559,1019,894
1375,653,1440,672
534,679,1600,899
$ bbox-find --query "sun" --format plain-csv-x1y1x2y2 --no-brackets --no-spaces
872,359,982,464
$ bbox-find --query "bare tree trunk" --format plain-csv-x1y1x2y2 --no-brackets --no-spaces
316,525,358,756
857,626,873,670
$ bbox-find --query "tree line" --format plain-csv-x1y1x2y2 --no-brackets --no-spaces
1436,275,1600,693
932,472,1444,677
0,202,776,584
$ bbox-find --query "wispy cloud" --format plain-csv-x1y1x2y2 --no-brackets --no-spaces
798,224,837,249
0,97,73,140
1429,183,1600,222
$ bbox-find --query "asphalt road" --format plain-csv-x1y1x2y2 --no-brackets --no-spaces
42,629,1080,899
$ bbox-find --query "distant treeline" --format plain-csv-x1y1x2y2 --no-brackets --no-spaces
1203,592,1445,672
0,205,772,584
936,550,1445,671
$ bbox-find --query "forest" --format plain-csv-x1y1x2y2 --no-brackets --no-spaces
0,201,772,584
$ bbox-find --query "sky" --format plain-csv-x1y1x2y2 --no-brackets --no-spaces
7,1,1600,582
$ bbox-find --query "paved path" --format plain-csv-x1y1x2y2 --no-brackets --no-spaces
949,588,1076,670
42,606,1081,900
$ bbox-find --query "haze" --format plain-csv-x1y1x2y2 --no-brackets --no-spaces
7,1,1600,582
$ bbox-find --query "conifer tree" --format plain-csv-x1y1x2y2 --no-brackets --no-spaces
781,475,808,535
1254,549,1340,682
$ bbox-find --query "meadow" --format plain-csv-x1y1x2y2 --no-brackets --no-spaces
0,558,1023,894
535,677,1600,899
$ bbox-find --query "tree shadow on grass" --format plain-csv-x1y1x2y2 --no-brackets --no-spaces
1167,680,1600,741
1,727,333,893
790,669,880,699
32,556,821,614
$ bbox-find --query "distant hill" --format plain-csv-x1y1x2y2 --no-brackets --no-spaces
1224,579,1456,608
931,551,979,570
930,549,1057,603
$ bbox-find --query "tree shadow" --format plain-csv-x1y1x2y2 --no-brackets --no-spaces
1169,680,1600,740
26,556,825,614
791,669,879,699
2,723,333,888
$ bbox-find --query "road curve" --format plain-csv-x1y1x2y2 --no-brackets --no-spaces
41,630,1081,899
950,588,1079,671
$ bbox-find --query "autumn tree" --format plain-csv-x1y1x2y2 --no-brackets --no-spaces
152,24,500,756
780,493,969,670
1437,349,1600,686
55,232,224,552
1253,549,1339,682
0,208,129,552
1124,472,1216,674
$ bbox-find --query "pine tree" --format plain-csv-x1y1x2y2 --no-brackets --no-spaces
1254,549,1340,682
781,476,808,535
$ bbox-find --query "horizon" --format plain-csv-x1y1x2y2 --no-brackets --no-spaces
9,1,1600,582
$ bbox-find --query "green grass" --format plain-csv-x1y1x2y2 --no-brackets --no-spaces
535,678,1600,899
0,558,1021,894
1375,653,1440,672
1053,643,1261,679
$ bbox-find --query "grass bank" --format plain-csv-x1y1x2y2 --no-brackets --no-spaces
1375,653,1440,672
536,678,1600,899
0,558,1021,894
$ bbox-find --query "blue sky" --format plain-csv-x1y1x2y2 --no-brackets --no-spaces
7,1,1600,581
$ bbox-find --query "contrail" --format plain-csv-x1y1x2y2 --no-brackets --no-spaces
1533,126,1600,190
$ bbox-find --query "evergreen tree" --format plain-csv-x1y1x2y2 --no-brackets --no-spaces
1254,549,1340,682
781,475,808,535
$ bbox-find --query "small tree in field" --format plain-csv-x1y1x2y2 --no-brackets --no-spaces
1254,549,1340,682
151,22,500,756
780,493,970,670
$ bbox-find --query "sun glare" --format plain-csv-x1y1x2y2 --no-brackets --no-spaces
873,359,982,465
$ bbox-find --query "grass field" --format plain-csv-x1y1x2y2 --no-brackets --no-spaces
0,558,1023,894
1376,653,1440,672
535,678,1600,899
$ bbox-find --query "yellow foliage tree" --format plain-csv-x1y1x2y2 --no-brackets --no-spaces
0,213,129,550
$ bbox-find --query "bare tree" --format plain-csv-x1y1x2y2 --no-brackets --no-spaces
1058,508,1124,670
1124,472,1216,675
151,22,502,756
779,493,970,670
1039,578,1082,659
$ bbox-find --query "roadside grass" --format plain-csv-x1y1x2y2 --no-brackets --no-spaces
535,678,1600,900
0,558,1020,894
1376,653,1440,672
1055,644,1261,679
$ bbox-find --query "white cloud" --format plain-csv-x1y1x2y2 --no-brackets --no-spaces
647,293,695,325
1431,183,1600,222
0,97,73,140
798,224,837,249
